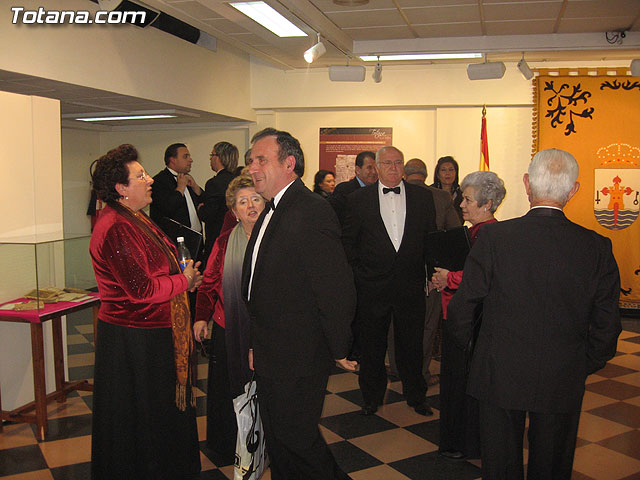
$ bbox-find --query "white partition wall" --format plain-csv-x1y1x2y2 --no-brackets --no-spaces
0,91,64,410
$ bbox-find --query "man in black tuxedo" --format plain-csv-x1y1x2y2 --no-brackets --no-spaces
328,150,378,226
150,143,203,244
448,148,621,480
242,128,356,480
342,146,437,416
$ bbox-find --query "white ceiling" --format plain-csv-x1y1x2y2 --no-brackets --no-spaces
3,0,640,128
151,0,640,68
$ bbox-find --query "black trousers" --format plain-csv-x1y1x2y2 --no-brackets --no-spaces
439,327,480,456
478,400,581,480
205,323,237,464
255,372,345,480
358,301,426,407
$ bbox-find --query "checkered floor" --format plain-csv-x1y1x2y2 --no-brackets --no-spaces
1,312,640,480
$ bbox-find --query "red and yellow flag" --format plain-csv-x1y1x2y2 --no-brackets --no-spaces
480,105,490,171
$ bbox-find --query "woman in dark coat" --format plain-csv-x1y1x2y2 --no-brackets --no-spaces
432,156,464,223
432,171,506,460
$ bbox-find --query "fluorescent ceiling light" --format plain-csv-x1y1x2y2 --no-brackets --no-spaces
76,115,177,122
230,1,307,37
360,53,483,61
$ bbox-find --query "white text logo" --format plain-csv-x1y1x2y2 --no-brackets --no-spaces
10,7,146,25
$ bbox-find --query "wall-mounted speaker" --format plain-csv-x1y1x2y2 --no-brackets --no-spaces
467,62,506,80
329,66,366,82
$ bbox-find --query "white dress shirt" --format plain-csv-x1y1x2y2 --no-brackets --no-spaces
168,167,202,233
248,180,295,299
378,181,406,252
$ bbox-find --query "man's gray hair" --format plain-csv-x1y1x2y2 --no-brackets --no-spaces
528,149,578,204
460,171,506,213
404,158,427,178
375,146,404,164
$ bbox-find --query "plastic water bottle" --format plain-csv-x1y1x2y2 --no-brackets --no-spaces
176,237,191,272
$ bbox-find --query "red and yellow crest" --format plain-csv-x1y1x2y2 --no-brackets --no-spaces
594,144,640,230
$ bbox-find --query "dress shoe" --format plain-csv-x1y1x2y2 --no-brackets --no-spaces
439,450,466,460
361,404,378,416
413,402,433,416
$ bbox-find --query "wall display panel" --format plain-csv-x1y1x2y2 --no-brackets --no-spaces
319,127,392,183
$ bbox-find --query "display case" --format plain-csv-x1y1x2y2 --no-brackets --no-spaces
0,234,99,440
0,234,96,313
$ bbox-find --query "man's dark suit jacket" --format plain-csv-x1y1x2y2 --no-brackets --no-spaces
199,169,235,254
241,178,356,378
342,180,437,306
150,168,202,243
448,208,621,414
328,177,362,226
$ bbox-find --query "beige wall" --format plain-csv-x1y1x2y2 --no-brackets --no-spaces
1,0,253,121
249,60,629,220
60,127,251,237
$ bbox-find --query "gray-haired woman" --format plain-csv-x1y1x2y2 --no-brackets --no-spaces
431,170,506,460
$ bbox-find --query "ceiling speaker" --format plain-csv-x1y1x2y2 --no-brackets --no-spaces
631,59,640,76
467,62,506,80
329,66,366,82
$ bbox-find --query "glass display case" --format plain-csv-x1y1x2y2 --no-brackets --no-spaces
0,234,95,313
0,234,98,440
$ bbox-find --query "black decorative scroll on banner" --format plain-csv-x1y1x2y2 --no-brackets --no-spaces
600,79,640,91
543,81,594,136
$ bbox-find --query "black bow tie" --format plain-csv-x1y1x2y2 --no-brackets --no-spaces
266,199,276,211
383,186,401,195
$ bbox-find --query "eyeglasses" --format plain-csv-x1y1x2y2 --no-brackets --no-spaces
380,160,403,167
130,171,149,182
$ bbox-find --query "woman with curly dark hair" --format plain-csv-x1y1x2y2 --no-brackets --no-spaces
89,144,203,480
432,156,464,223
313,169,336,198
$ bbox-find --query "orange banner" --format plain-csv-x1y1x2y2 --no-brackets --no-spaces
534,74,640,307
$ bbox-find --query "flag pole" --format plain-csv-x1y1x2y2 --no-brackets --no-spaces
480,105,490,171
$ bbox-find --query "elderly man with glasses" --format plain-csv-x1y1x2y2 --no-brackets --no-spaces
342,146,438,417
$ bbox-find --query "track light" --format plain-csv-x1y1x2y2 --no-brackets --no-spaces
467,61,506,80
518,54,533,80
631,59,640,76
304,33,326,64
372,57,382,83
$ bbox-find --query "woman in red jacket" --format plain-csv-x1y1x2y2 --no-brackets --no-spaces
193,173,265,463
432,171,506,461
90,144,203,479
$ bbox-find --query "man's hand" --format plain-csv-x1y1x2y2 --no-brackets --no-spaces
185,174,202,195
176,173,189,194
336,357,358,372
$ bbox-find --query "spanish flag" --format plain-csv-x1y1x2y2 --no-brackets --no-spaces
480,106,490,171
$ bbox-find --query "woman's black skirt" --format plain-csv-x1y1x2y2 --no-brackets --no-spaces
91,320,201,480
